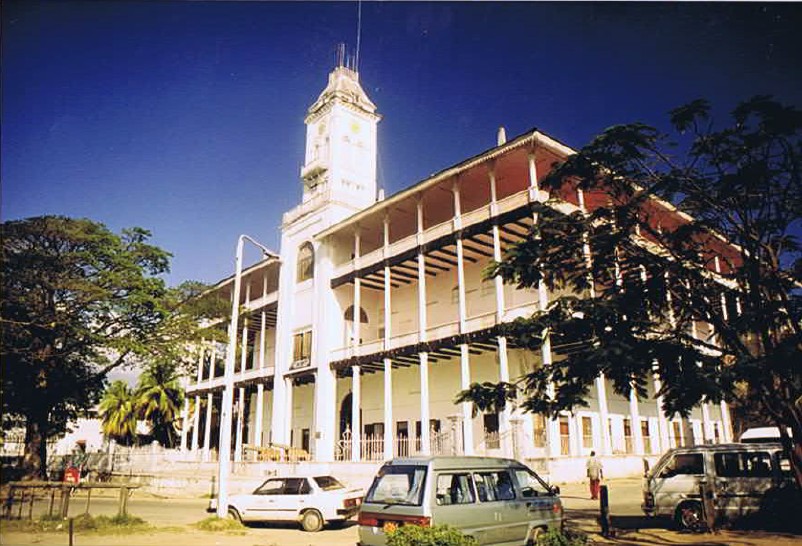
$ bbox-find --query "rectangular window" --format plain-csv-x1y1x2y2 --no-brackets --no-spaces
672,421,682,448
292,330,312,368
714,451,772,478
559,416,570,455
365,465,427,506
641,419,652,454
483,414,500,450
532,414,546,448
435,473,476,505
301,429,310,453
623,417,633,454
665,453,704,476
474,471,515,502
581,416,594,449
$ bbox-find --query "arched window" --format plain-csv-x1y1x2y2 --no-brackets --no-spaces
344,305,369,323
297,242,314,282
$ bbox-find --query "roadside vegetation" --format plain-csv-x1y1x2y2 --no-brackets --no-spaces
193,515,247,533
2,513,150,534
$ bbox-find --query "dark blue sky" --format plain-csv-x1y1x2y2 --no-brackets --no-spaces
3,2,801,285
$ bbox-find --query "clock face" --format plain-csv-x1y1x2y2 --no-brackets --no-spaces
350,121,361,134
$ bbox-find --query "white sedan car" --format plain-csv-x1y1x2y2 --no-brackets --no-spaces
209,475,363,532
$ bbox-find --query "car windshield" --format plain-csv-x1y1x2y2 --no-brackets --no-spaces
365,465,427,506
314,476,345,491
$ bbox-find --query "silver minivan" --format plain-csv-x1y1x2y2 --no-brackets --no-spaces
642,443,793,529
357,456,563,546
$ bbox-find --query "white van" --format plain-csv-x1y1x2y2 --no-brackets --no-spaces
642,443,793,529
357,456,563,546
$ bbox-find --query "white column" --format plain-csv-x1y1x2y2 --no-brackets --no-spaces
209,343,217,382
234,387,244,462
191,394,201,452
720,402,733,442
254,384,264,447
653,374,670,452
416,198,431,455
351,366,361,461
196,342,205,383
497,336,513,455
284,378,293,446
180,397,190,451
254,298,266,447
527,150,540,200
489,170,505,321
383,357,393,459
203,392,213,461
419,352,431,455
701,403,714,444
713,257,734,443
416,201,428,341
460,344,474,455
353,230,362,353
629,390,645,454
239,323,248,374
596,375,612,455
383,215,394,459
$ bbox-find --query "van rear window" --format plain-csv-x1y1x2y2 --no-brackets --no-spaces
365,465,427,506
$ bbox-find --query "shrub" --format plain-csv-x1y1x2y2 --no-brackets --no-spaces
536,528,589,546
386,524,478,546
194,515,247,532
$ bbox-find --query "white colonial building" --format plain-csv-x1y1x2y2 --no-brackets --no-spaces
179,61,732,480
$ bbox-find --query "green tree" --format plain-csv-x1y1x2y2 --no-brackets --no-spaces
458,97,802,488
135,362,184,447
99,381,139,446
1,216,216,479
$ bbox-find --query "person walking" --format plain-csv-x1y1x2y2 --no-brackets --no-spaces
586,450,603,500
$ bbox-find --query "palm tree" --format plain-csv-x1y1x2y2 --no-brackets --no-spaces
136,362,184,447
99,380,139,446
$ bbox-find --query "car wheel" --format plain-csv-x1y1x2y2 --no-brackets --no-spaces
301,509,324,532
227,507,242,524
675,501,704,532
526,526,545,546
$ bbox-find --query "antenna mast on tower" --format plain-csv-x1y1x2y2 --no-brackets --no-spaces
355,0,362,73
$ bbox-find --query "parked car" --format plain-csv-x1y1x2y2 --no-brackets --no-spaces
739,427,793,443
208,475,363,531
642,443,794,529
357,456,563,546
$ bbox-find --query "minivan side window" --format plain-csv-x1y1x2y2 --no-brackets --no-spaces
661,453,704,477
714,452,772,478
435,473,476,505
513,469,552,498
474,471,516,502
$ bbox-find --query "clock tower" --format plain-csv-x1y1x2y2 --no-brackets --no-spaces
299,61,381,213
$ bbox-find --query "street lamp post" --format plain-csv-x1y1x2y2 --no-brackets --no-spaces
216,234,277,519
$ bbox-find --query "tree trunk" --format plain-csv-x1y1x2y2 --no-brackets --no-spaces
20,414,48,480
775,407,802,491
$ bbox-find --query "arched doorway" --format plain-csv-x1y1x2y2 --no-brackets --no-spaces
339,393,352,438
338,392,363,438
